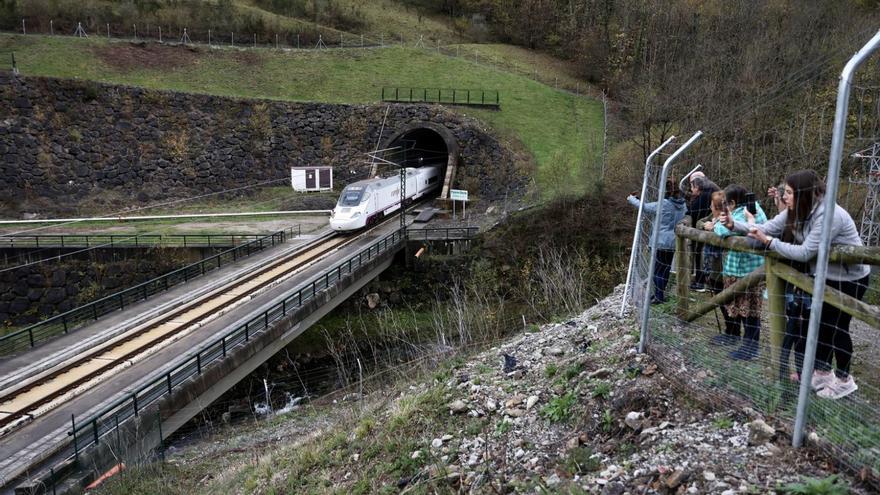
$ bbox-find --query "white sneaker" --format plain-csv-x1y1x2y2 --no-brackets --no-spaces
810,370,835,391
817,376,858,400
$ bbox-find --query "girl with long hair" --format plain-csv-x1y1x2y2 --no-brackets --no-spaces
725,170,871,399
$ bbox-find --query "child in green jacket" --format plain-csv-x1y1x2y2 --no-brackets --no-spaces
713,185,767,360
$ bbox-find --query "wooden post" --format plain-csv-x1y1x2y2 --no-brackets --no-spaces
765,258,787,380
675,229,690,318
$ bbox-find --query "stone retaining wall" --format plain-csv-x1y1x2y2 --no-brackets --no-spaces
0,72,528,216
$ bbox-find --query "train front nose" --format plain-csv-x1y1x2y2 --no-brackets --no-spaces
329,218,353,231
329,209,361,230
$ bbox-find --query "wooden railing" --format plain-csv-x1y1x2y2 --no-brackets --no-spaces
673,216,880,374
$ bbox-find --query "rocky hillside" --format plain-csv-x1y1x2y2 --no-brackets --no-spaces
101,286,866,494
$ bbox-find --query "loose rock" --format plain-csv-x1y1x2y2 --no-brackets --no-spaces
747,419,775,446
449,400,468,414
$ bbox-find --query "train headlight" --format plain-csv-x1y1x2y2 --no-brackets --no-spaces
352,212,361,218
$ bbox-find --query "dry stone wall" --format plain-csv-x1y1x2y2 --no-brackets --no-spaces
0,247,210,327
0,72,527,216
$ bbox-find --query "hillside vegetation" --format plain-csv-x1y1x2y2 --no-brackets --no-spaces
0,33,604,197
425,0,880,198
0,0,464,47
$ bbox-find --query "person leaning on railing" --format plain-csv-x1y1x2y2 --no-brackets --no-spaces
627,179,688,304
687,173,721,292
724,169,870,400
701,190,740,346
766,180,812,386
714,185,768,361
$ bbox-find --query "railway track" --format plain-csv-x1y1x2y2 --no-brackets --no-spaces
0,223,387,435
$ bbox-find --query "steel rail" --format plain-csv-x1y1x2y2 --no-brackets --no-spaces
0,230,350,432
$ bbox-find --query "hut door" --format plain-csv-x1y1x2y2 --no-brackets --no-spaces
305,170,316,189
319,169,331,189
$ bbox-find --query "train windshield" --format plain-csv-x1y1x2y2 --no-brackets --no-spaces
338,186,366,207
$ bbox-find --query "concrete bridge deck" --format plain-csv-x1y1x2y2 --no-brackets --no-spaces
0,221,478,493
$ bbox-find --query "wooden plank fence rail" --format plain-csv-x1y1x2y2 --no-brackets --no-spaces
672,217,880,380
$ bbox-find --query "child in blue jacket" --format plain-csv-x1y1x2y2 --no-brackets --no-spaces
627,180,688,304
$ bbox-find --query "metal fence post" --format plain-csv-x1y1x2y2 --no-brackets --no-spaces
793,30,880,448
675,227,690,318
621,136,676,317
639,131,703,353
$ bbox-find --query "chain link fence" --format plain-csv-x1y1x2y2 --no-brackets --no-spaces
622,32,880,483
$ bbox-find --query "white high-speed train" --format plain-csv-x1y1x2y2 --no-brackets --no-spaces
329,166,442,231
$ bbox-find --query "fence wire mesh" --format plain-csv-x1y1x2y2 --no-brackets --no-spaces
626,134,880,481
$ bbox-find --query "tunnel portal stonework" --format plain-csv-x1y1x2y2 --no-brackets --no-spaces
0,73,530,216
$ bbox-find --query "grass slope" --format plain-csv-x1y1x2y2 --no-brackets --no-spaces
232,0,463,42
1,33,603,197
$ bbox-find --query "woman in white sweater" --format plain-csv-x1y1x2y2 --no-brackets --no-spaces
721,170,870,400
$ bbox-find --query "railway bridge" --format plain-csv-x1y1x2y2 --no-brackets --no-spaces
0,220,476,494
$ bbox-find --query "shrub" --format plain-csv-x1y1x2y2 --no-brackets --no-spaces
564,446,601,475
780,475,848,495
591,381,611,399
541,392,576,422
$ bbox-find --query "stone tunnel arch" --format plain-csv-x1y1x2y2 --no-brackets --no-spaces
379,122,460,200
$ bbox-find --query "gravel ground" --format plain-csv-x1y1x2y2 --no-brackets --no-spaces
150,285,873,494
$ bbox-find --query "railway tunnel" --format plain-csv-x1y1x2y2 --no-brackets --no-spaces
377,122,460,200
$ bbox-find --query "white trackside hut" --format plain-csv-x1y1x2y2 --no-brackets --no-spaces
329,166,442,231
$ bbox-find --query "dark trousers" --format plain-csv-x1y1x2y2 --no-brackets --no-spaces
692,241,705,285
739,316,760,342
704,265,736,335
780,291,810,381
723,309,741,337
815,275,869,378
653,249,675,302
